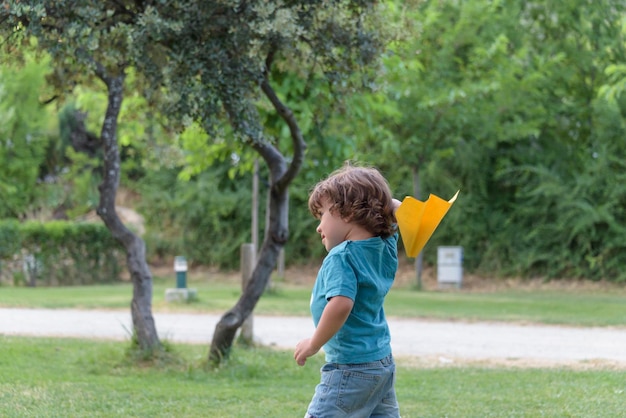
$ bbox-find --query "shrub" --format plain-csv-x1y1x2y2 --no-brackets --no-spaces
0,220,124,286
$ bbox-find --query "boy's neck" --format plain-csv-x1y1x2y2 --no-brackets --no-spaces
345,224,374,242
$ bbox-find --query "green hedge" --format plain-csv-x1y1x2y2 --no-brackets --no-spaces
0,220,124,286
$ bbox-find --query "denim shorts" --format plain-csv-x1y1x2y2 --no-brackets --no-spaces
305,354,400,418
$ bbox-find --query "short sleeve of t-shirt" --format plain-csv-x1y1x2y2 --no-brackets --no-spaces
309,242,356,328
320,248,357,302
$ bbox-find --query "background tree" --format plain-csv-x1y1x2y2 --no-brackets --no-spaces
502,0,626,279
343,0,541,280
0,46,57,219
128,0,389,363
2,2,162,351
352,0,626,281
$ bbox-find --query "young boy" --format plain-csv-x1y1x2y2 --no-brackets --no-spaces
294,164,402,418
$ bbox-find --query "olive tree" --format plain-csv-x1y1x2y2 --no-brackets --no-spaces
2,2,161,351
128,1,388,363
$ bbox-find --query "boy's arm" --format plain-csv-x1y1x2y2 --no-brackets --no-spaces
294,295,353,366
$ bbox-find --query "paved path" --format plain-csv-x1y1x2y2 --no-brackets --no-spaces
1,308,625,368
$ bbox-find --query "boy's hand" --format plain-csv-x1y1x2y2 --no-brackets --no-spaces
294,296,353,366
392,198,402,214
294,338,320,366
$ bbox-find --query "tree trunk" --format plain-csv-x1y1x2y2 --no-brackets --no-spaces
208,58,305,364
209,172,290,363
95,64,161,352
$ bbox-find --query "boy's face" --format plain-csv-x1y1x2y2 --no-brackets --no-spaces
316,198,351,252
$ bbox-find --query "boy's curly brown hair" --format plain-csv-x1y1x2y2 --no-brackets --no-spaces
308,164,397,238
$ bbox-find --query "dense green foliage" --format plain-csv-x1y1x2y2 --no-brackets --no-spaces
353,0,626,281
0,220,123,285
0,48,57,218
2,0,626,282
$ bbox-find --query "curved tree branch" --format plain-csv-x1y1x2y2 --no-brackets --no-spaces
260,51,307,192
259,78,305,187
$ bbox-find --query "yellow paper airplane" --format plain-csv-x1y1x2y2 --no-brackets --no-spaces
395,190,459,257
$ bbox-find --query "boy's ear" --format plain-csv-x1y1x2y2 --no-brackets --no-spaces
338,209,352,223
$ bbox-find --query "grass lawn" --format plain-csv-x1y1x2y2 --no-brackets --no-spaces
1,336,625,418
1,267,625,416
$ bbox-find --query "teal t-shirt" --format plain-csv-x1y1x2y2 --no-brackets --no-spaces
310,233,398,363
